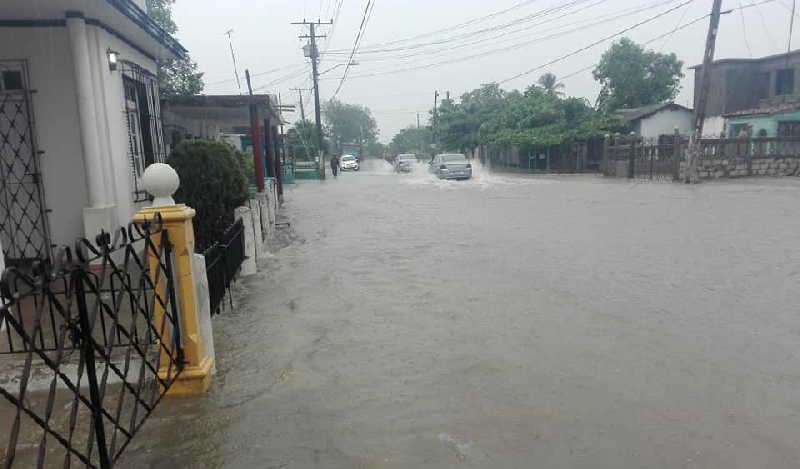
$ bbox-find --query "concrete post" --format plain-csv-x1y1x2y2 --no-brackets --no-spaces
66,12,115,239
133,163,214,395
66,13,105,208
235,206,258,276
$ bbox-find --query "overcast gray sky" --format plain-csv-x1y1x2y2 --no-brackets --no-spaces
172,0,793,143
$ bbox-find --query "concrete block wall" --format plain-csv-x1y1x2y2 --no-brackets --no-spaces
679,156,800,180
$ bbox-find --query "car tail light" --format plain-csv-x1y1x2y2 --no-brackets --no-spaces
440,164,447,170
465,163,472,168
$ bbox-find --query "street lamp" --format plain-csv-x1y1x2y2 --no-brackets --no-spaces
318,60,359,76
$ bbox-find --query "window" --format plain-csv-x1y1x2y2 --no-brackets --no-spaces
1,71,23,91
729,123,748,138
755,72,770,101
777,121,800,137
776,69,795,96
122,62,165,201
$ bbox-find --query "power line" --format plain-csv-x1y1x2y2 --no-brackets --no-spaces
331,0,544,52
497,0,693,85
322,0,681,82
341,0,660,65
558,0,777,82
332,0,377,98
788,0,797,56
324,0,593,55
738,0,754,57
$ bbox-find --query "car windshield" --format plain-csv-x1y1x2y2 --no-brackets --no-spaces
342,156,355,161
441,154,466,163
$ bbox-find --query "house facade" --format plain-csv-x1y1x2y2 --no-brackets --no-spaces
615,102,694,140
692,50,800,137
0,0,184,265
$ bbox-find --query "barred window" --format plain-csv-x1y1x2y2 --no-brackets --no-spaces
121,62,165,202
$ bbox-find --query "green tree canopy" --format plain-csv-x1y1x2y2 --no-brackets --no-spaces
287,120,327,161
146,0,204,98
430,83,622,150
537,72,565,98
322,99,379,153
389,126,433,156
592,37,683,112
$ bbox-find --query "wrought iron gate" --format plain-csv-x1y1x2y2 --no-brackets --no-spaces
0,217,184,468
0,60,51,264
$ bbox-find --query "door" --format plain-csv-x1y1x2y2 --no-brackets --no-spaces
0,60,50,264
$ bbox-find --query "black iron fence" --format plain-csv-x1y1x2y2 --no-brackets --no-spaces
203,218,245,316
0,218,184,468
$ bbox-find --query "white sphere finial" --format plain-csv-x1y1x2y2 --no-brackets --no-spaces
142,163,180,207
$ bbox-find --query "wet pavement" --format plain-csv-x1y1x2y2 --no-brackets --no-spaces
120,162,800,468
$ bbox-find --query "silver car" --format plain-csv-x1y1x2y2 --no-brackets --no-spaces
395,153,417,173
429,153,472,180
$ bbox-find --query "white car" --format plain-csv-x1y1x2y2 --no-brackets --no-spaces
340,154,359,171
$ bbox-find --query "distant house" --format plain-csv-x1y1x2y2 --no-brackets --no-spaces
0,0,185,265
692,49,800,137
161,94,283,152
615,102,694,140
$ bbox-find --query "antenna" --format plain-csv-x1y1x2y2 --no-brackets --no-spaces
225,29,242,94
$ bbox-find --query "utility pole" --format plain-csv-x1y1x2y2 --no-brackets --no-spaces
245,70,266,192
433,90,439,151
291,87,311,121
225,29,242,94
685,0,723,183
417,112,422,155
293,19,332,180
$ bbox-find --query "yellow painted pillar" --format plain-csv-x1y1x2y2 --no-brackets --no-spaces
133,163,214,395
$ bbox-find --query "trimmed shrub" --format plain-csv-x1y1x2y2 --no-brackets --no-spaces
167,140,248,251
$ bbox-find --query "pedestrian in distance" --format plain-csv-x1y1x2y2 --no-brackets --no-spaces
330,154,340,177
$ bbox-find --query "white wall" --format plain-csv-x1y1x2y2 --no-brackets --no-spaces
0,27,88,249
702,116,727,138
0,21,161,249
638,109,694,140
91,25,159,226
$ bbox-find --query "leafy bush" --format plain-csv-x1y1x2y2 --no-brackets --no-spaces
167,140,248,251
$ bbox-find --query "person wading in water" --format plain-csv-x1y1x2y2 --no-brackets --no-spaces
330,154,340,177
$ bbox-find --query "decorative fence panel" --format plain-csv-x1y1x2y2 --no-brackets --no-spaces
0,218,184,468
203,218,245,316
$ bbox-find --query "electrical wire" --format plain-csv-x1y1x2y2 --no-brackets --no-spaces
497,0,693,85
788,0,797,55
322,0,681,81
345,0,666,65
738,0,754,57
331,0,376,98
560,0,778,81
324,0,593,55
329,0,545,53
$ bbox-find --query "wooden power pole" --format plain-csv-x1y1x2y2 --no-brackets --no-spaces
686,0,724,183
293,19,332,180
245,69,265,192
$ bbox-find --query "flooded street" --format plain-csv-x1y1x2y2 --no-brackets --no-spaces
121,163,800,468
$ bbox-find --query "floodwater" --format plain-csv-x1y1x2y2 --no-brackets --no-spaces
120,162,800,469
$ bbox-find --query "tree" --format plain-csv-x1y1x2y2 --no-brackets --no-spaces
389,126,432,156
167,141,248,250
537,72,565,98
287,120,327,161
436,83,507,152
146,0,204,97
322,99,379,153
592,38,683,112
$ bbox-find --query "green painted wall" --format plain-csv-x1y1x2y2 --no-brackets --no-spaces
728,110,800,137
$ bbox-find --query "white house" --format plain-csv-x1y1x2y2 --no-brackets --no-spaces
615,102,694,141
0,0,185,265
